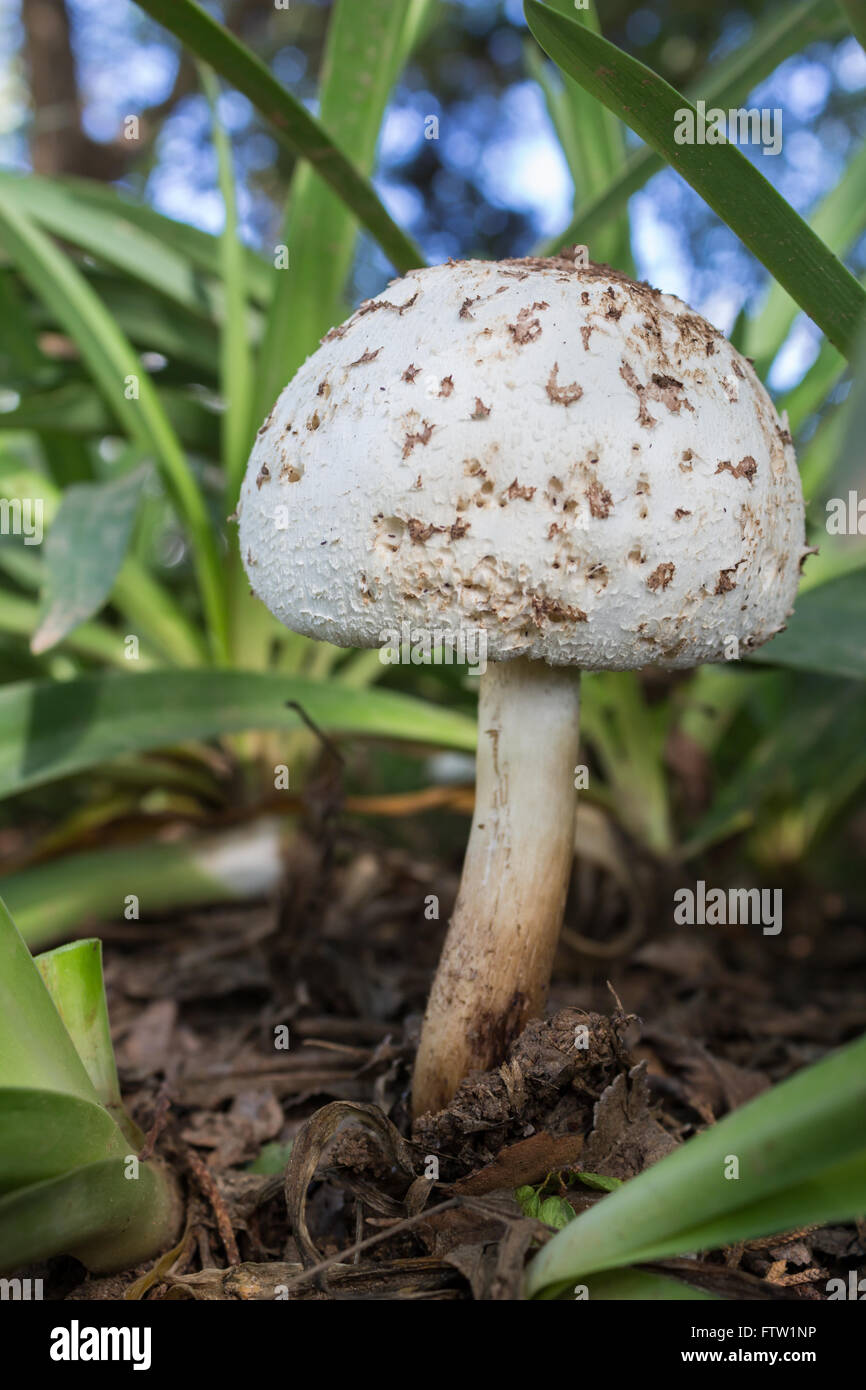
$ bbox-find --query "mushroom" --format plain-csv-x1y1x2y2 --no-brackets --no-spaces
238,251,806,1119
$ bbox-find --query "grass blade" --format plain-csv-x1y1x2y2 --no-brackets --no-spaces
199,65,255,504
0,195,229,659
259,0,429,415
0,670,477,801
539,0,844,255
525,0,866,357
132,0,424,277
6,819,288,950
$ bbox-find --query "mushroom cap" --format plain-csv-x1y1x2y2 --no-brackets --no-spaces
238,255,806,669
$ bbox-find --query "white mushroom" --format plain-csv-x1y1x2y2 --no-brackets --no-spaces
238,251,807,1119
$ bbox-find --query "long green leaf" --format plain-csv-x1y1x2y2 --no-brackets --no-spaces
0,196,229,658
745,139,866,370
525,0,866,358
200,65,255,502
838,0,866,48
0,670,476,800
132,0,424,277
259,0,429,415
6,818,288,950
526,1031,866,1297
0,1089,125,1195
540,0,844,255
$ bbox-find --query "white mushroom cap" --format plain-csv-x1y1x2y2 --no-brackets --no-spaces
238,254,806,669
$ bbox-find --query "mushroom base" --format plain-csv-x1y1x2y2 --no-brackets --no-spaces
411,657,581,1119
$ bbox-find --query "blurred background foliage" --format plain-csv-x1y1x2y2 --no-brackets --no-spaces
0,0,864,948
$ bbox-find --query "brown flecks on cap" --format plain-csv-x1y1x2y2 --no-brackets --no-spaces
547,522,561,539
716,455,757,483
586,478,613,519
226,509,239,524
635,476,650,495
628,546,646,565
279,461,302,483
407,518,445,544
714,565,740,594
316,379,330,398
255,463,270,489
674,508,691,520
507,301,548,344
680,449,694,471
402,420,435,458
256,409,275,437
604,287,623,321
349,347,382,367
651,371,694,414
731,358,745,379
647,561,675,591
580,324,594,350
546,363,582,406
676,311,720,356
306,412,321,431
321,323,347,343
799,544,819,572
464,459,486,476
357,291,418,317
450,518,471,539
776,422,794,446
531,594,587,625
460,296,480,319
402,363,421,382
413,474,423,490
438,375,454,397
620,361,656,427
587,563,608,588
505,478,536,501
471,397,491,419
580,291,590,305
246,549,255,566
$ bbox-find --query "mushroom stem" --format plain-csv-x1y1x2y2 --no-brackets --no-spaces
411,656,581,1119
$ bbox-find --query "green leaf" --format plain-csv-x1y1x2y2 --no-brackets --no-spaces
0,172,226,324
748,571,866,680
574,1171,623,1193
0,380,221,456
745,140,866,371
259,0,428,415
200,65,256,502
5,818,288,950
526,1031,866,1297
0,194,228,659
0,670,477,801
35,940,124,1120
540,0,845,256
132,0,424,278
0,1089,125,1195
31,466,147,655
576,1269,716,1301
247,1140,295,1175
0,1154,179,1275
524,0,866,358
0,894,100,1104
838,0,866,49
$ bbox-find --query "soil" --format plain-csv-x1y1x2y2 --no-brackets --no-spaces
29,801,866,1302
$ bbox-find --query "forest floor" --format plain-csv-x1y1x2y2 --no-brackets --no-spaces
34,807,866,1302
